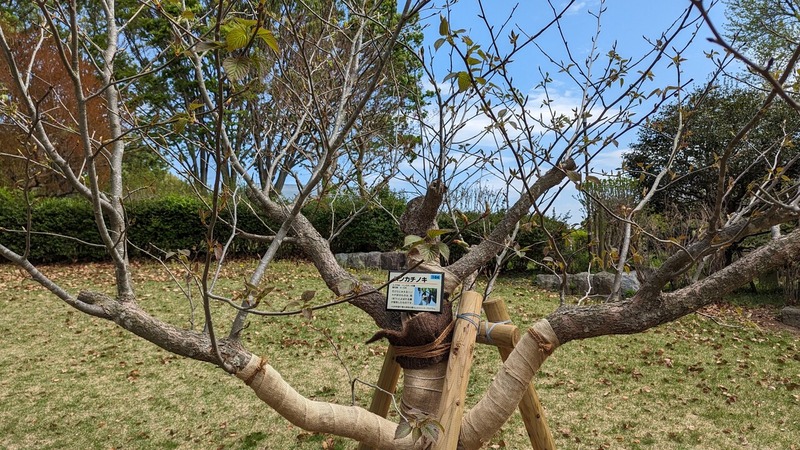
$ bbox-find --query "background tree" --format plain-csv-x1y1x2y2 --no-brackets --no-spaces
725,0,800,77
0,27,112,195
579,176,641,271
2,1,800,449
624,85,800,215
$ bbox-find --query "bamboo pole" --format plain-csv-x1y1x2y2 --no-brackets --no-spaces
483,297,555,450
434,291,483,450
357,345,402,450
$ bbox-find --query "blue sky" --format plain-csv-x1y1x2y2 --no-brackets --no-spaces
398,0,734,223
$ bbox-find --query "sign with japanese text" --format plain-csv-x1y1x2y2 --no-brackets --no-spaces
386,271,444,313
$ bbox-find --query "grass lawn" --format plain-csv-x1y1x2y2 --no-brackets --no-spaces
0,260,798,449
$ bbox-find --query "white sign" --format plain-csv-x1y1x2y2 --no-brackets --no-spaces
386,271,444,313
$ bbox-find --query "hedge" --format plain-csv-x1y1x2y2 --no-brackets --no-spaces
0,188,584,271
0,188,406,263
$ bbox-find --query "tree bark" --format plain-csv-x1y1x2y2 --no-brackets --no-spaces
549,225,800,344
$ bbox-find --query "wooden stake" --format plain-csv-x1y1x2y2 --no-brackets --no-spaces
435,291,483,450
484,297,555,450
357,345,401,450
476,321,519,349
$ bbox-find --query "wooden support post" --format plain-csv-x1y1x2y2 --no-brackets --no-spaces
357,345,401,450
476,321,519,348
484,297,555,450
435,291,483,450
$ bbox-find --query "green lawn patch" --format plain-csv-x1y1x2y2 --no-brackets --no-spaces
0,262,797,449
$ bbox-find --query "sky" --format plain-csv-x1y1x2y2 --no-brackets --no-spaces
396,0,734,224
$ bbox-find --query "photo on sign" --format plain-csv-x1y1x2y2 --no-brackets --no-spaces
386,271,444,313
414,287,439,307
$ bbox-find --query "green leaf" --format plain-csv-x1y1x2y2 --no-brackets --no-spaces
394,422,412,440
257,28,279,54
442,72,458,82
417,244,437,262
223,56,250,81
171,112,191,134
179,9,195,21
225,25,250,51
457,71,471,92
404,235,424,248
438,16,449,36
422,421,442,441
438,242,450,262
195,40,224,52
425,228,453,239
433,37,446,51
232,17,259,27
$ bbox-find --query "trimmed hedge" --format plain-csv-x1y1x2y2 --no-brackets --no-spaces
0,189,406,263
0,188,584,271
0,191,107,261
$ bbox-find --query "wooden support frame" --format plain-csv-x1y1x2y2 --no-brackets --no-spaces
357,345,401,450
484,297,555,450
361,294,554,450
434,291,483,449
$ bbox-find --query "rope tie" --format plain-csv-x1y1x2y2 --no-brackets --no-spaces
456,312,481,332
527,326,555,356
242,356,268,386
393,320,456,359
391,309,486,360
483,319,511,344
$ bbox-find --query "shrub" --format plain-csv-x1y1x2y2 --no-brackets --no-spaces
127,195,208,256
0,190,407,263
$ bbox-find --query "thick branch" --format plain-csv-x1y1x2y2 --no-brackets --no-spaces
399,181,446,236
237,355,414,450
637,207,798,300
449,160,575,281
76,290,249,368
548,225,800,344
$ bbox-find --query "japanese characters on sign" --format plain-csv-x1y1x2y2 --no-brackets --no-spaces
386,271,444,313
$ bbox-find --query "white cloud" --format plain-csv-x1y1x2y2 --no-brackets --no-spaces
567,1,588,15
591,147,628,174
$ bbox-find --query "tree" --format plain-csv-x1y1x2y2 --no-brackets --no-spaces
725,0,800,77
624,85,800,214
2,1,800,449
110,0,424,194
0,27,112,195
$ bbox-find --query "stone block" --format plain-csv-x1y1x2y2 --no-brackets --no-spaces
780,306,800,329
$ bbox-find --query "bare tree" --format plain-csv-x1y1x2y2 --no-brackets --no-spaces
1,0,799,449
